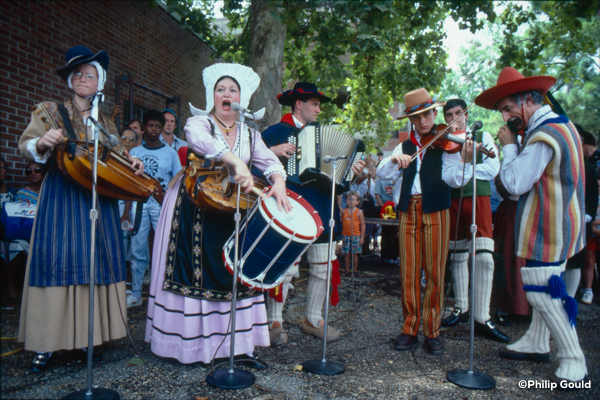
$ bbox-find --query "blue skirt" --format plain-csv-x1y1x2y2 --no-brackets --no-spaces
28,165,126,287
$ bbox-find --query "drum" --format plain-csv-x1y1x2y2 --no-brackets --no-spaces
222,188,324,291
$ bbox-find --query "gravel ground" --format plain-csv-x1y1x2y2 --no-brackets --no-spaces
2,254,598,399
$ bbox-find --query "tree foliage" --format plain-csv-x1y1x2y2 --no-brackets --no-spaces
163,0,599,149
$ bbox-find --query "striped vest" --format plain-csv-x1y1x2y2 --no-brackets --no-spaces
515,116,585,262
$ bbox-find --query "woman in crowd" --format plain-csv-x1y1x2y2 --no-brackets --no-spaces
17,45,143,373
15,162,47,204
145,63,289,366
120,127,138,153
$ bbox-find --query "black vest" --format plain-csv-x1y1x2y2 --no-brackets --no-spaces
398,139,451,214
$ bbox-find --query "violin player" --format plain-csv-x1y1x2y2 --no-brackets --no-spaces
440,99,509,343
376,88,474,355
476,67,587,384
17,46,144,373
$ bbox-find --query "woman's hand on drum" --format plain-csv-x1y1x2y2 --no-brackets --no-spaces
267,174,292,213
36,128,65,154
123,150,145,175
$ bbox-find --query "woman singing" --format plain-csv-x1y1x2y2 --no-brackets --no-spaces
145,63,289,366
18,46,144,373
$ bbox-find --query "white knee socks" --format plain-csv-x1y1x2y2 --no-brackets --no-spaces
473,237,495,323
306,243,336,327
267,262,299,329
562,268,581,298
449,239,470,311
522,266,587,381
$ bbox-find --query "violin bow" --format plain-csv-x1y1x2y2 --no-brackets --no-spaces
409,100,475,163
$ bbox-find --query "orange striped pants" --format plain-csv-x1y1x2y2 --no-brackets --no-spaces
398,196,449,338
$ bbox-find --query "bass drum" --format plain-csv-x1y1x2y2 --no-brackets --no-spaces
223,188,323,291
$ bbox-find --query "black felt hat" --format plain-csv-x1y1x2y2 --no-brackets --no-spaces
277,82,332,107
56,46,109,82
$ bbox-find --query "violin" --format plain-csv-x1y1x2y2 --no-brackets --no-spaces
421,124,496,159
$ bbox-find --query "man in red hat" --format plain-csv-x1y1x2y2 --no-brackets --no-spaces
377,88,474,355
260,82,365,345
475,67,587,383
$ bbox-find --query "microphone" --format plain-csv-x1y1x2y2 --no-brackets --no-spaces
88,116,119,147
469,120,483,133
231,102,250,113
323,155,349,163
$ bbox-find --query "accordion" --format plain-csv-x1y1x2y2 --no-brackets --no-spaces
286,124,365,192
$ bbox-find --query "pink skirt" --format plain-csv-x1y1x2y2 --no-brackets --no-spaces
145,176,269,364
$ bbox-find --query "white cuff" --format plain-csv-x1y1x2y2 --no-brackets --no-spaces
204,139,230,161
27,138,50,163
263,164,287,185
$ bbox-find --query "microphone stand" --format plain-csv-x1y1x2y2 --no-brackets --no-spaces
206,111,255,390
302,158,345,375
446,130,495,390
63,116,120,399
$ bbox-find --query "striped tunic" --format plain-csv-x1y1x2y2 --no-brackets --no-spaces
515,117,585,262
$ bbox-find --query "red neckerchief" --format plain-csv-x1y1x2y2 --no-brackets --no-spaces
280,113,295,126
410,130,424,160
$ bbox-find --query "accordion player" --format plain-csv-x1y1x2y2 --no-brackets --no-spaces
285,123,365,192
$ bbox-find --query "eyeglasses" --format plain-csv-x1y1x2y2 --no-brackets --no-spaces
73,72,98,82
25,167,42,175
121,136,136,142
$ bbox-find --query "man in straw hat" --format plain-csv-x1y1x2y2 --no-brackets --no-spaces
475,67,587,383
260,82,365,345
377,88,474,355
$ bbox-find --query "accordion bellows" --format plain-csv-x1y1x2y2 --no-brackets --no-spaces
286,124,365,191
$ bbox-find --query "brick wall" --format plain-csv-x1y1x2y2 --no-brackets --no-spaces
1,0,215,187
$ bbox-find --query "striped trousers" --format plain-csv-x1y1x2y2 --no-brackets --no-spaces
398,196,449,338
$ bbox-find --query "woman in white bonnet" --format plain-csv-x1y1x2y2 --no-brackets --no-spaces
145,63,289,367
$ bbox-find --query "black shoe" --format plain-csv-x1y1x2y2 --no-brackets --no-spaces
234,354,268,370
394,333,418,350
496,310,511,327
29,352,50,374
499,347,550,363
424,337,444,355
441,307,469,327
73,348,103,363
475,320,511,343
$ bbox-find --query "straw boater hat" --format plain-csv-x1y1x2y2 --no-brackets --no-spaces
189,63,265,119
277,82,331,107
475,67,556,110
397,88,446,120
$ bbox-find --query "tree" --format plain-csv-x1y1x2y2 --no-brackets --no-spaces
165,0,495,149
164,0,599,149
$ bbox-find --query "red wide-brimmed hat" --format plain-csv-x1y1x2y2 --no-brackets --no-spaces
475,67,556,110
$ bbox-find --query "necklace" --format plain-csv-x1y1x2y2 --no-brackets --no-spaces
214,115,236,137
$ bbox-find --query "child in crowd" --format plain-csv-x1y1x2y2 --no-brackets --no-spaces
342,191,365,277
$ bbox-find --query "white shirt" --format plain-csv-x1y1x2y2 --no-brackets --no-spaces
500,105,556,196
376,133,470,203
292,115,304,129
160,134,188,151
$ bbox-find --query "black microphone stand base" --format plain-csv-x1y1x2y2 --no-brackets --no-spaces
206,369,255,390
446,369,495,390
62,388,120,399
302,359,345,375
